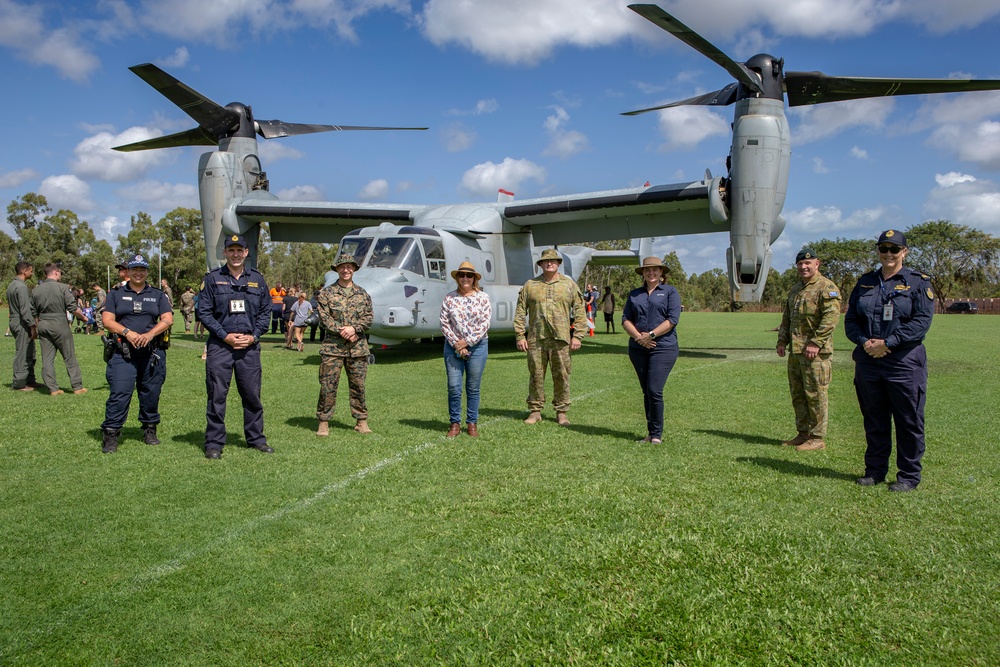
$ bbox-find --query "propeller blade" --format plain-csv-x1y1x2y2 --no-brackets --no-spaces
785,71,1000,106
127,63,240,137
256,120,428,139
112,127,218,152
622,83,738,116
628,4,762,95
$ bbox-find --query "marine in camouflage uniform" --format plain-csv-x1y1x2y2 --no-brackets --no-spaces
316,255,373,434
513,248,587,425
776,248,841,451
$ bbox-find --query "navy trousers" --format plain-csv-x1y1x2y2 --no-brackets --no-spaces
628,342,679,440
102,349,166,430
205,338,266,451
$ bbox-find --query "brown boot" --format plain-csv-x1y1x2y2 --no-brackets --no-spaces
782,432,809,447
316,421,330,437
446,422,461,438
354,419,372,434
796,438,826,451
466,423,479,437
556,412,570,427
524,412,542,425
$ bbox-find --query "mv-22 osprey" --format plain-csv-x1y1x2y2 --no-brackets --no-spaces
114,3,1000,347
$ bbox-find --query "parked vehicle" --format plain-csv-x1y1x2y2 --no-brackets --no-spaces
946,301,979,314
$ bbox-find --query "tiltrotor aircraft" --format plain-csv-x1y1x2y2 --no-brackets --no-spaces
114,3,1000,346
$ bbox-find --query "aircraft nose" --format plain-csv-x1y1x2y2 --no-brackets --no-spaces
353,269,417,330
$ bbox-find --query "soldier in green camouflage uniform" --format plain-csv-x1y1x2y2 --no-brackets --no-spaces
316,255,374,436
776,248,841,451
513,248,587,426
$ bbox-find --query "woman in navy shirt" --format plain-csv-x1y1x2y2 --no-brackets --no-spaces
622,256,681,444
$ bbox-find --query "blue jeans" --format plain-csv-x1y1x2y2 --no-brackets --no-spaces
444,339,488,424
628,341,678,440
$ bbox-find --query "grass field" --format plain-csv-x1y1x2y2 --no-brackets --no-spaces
1,311,997,665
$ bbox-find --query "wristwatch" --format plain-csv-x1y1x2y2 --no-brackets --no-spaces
649,330,657,339
121,327,131,336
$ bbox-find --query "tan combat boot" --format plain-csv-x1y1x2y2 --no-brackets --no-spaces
354,419,372,434
796,438,826,451
316,421,330,437
556,412,570,426
524,412,542,425
782,432,809,447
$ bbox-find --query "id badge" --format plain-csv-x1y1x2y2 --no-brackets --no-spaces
882,302,893,321
230,299,247,314
132,300,143,314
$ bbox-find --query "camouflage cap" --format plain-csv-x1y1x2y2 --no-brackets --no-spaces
333,255,360,270
536,248,563,266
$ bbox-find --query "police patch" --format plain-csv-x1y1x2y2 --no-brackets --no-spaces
927,288,935,299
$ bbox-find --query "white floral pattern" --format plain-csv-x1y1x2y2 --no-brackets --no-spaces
440,290,492,346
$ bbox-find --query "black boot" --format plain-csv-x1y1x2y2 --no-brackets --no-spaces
142,424,160,446
102,428,121,454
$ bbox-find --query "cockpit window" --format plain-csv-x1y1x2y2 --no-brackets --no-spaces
367,237,425,276
338,238,372,265
421,238,446,281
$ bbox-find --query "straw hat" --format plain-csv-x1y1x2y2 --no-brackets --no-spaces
634,256,670,275
450,261,482,281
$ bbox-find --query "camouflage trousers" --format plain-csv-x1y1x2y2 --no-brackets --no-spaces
317,354,368,421
526,338,572,412
787,353,832,437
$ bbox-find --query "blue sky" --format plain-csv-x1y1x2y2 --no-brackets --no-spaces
2,0,999,276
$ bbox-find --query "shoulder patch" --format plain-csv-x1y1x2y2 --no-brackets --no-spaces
829,291,839,297
927,288,935,300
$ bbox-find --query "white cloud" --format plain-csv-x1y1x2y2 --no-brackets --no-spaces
258,142,304,163
460,158,546,198
786,204,908,235
928,120,1000,170
441,123,476,152
655,107,729,151
850,146,869,160
70,127,174,182
116,180,199,212
0,168,40,188
448,99,499,116
359,179,389,200
99,216,120,237
157,46,190,68
276,185,324,201
542,107,589,159
0,0,100,82
419,0,635,66
924,173,1000,233
39,175,94,212
812,157,829,174
791,98,895,144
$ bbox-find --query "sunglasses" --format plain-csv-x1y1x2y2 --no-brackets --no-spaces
456,272,475,278
877,245,903,254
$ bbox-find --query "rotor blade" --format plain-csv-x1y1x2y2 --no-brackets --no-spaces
628,4,762,95
128,63,240,136
256,120,428,140
622,83,738,116
785,71,1000,106
112,127,218,152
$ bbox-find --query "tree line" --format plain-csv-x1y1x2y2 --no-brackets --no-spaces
4,192,998,309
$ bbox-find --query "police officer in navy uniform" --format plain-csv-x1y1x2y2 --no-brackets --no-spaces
844,230,934,492
197,234,273,459
100,254,173,453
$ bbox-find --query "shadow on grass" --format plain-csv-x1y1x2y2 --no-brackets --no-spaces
172,429,263,451
679,350,728,359
694,428,779,446
736,456,856,481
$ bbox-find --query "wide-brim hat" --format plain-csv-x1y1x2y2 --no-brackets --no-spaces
536,248,563,266
634,256,670,275
333,254,360,270
451,261,482,281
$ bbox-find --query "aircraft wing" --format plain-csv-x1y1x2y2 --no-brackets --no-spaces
501,180,722,245
234,199,420,243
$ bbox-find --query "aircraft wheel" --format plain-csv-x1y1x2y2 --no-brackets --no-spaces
368,353,376,365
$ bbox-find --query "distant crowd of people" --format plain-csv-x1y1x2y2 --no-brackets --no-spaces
6,228,933,490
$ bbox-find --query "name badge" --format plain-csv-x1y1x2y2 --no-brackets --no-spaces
230,299,247,313
132,300,143,314
882,302,893,321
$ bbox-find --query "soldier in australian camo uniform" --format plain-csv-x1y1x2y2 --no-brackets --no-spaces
315,255,374,436
776,247,842,451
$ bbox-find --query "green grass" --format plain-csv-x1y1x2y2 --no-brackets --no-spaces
1,312,997,665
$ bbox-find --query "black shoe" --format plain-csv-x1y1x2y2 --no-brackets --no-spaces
102,429,120,454
889,481,916,492
142,424,160,446
856,476,883,487
251,442,274,454
205,449,222,459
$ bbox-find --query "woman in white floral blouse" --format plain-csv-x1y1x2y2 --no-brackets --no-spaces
439,261,492,437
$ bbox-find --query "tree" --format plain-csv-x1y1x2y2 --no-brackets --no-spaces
905,220,1000,303
808,238,875,298
6,193,50,233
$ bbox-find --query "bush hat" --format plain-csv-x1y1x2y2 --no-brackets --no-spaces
333,255,360,270
634,256,671,275
536,248,563,266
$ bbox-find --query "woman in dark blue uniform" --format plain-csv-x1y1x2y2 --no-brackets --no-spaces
844,230,934,491
622,256,681,444
100,254,173,453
